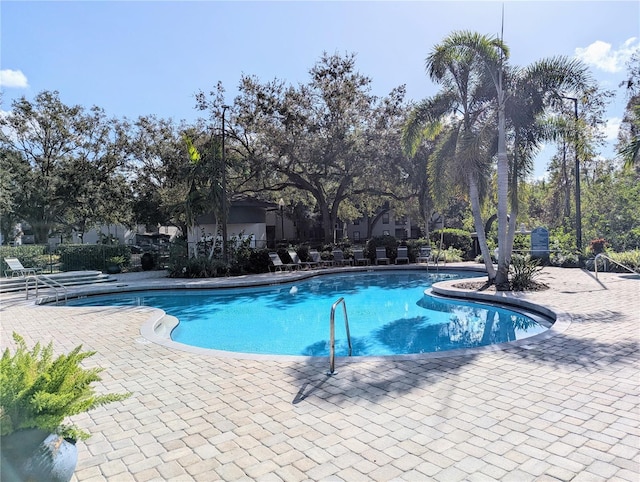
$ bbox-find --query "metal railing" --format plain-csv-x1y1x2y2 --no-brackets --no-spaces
594,253,638,279
327,297,352,375
25,275,67,303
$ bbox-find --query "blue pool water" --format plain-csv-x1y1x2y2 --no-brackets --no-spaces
67,271,550,356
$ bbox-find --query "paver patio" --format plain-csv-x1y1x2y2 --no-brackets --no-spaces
0,265,638,481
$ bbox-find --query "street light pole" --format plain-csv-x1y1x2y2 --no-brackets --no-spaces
221,105,230,263
561,95,582,253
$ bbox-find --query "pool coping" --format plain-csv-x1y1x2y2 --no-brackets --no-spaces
46,265,569,363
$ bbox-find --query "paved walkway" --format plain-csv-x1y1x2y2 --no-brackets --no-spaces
1,266,638,481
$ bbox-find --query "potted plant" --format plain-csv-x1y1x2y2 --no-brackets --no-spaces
106,255,127,274
0,333,130,482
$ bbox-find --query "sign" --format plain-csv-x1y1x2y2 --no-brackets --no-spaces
530,227,549,258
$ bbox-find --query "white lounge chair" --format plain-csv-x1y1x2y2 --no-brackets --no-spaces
3,257,42,277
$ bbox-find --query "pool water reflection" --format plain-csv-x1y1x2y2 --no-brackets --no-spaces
67,271,550,356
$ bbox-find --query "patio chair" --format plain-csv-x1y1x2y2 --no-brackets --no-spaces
308,249,327,268
3,258,42,277
353,249,370,266
416,246,432,265
268,252,297,272
288,249,319,270
375,247,390,265
395,246,410,264
331,249,352,267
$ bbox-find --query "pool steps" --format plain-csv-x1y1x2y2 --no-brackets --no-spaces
0,271,114,294
154,315,179,337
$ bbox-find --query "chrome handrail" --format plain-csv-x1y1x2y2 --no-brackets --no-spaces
25,274,67,303
594,253,638,279
327,297,352,375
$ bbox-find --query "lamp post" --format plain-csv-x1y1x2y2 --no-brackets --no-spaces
560,95,582,253
221,105,230,263
278,198,285,242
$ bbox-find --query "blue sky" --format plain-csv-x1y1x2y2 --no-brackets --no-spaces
1,1,638,179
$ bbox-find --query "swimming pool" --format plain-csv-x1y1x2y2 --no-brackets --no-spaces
67,270,551,356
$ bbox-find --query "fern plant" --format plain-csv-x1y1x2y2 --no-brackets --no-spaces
0,333,130,441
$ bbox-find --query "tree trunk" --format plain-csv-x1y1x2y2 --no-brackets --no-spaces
495,85,510,290
469,176,496,280
505,145,520,258
33,221,51,245
320,205,334,244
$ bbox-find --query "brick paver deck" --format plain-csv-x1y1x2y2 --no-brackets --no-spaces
1,266,638,481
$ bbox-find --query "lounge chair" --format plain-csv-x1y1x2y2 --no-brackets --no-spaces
353,249,370,266
308,249,328,268
269,252,297,272
375,247,390,265
331,249,352,267
288,249,319,270
416,246,432,264
3,257,42,277
395,246,410,264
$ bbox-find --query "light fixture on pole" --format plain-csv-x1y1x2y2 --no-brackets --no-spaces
560,95,582,253
221,105,230,263
278,198,285,241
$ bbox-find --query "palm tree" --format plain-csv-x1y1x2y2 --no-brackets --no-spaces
407,31,591,288
504,57,590,255
618,51,640,168
403,46,499,280
431,31,510,287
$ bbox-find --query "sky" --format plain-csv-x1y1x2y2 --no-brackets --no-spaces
1,0,638,180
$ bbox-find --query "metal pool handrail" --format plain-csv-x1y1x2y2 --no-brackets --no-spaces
594,253,638,279
327,297,352,375
25,274,67,303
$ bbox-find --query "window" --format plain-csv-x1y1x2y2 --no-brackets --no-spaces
382,213,389,224
383,230,390,236
353,231,360,242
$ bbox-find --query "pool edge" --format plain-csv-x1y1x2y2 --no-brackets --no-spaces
135,270,568,362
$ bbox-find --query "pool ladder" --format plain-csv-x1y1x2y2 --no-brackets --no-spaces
327,297,352,375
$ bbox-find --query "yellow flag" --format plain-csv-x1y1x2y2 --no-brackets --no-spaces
183,134,201,164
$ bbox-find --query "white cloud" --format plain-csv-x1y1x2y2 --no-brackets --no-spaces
602,117,622,141
0,69,29,88
575,37,639,73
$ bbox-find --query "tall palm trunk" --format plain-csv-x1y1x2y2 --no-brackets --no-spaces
495,72,510,289
469,175,496,279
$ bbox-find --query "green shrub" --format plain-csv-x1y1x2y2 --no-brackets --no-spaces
587,249,640,273
365,235,399,263
509,255,543,291
168,256,228,278
433,246,464,263
0,245,49,276
0,333,130,441
549,251,581,268
57,244,131,272
610,250,640,272
247,249,271,274
227,234,255,275
430,229,473,260
513,233,531,253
